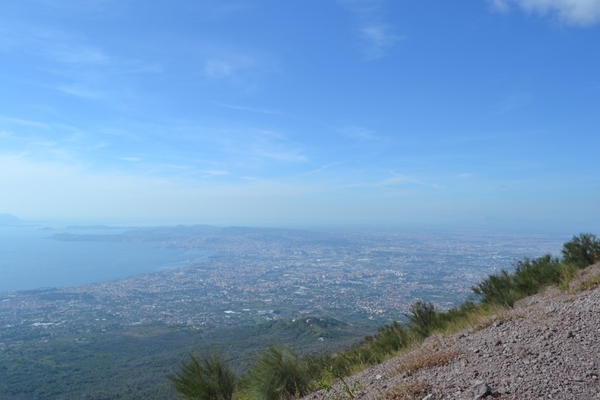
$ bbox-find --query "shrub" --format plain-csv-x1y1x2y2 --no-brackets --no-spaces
472,269,518,307
370,321,410,356
406,300,437,337
169,349,236,400
512,254,562,295
245,345,313,400
562,233,600,269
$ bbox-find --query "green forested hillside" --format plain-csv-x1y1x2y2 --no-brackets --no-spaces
0,318,371,399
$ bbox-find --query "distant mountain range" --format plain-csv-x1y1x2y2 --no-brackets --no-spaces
0,213,25,226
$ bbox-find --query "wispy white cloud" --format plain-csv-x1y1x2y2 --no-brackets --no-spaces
377,172,443,189
55,84,105,99
0,116,51,129
292,162,347,179
31,0,120,12
120,157,141,162
200,169,229,178
0,21,161,109
488,0,600,26
207,3,257,19
488,0,512,12
245,129,308,163
31,140,58,147
457,173,473,179
45,43,111,65
338,125,377,140
204,59,235,79
254,150,308,163
339,0,405,59
359,25,404,59
0,24,112,66
212,101,282,115
195,44,273,92
492,92,532,115
203,53,257,82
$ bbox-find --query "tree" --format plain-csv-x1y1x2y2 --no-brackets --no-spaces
169,349,236,400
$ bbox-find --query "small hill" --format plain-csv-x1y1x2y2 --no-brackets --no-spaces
307,263,600,399
0,213,24,225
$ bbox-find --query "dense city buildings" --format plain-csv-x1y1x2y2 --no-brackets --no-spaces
0,227,565,345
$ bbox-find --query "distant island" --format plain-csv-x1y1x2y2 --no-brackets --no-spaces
0,213,25,226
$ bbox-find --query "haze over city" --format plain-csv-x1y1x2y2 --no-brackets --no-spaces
1,0,599,231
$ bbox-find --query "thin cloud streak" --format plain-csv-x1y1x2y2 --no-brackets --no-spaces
489,0,600,26
338,125,377,140
0,116,51,129
492,92,533,116
55,84,105,99
0,21,162,111
339,0,404,59
200,169,229,178
212,101,283,115
0,23,111,66
376,172,444,189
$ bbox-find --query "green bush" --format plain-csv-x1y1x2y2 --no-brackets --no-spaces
169,349,236,400
472,254,563,307
370,321,410,355
512,254,562,295
245,345,313,400
562,233,600,269
406,300,437,337
472,269,518,307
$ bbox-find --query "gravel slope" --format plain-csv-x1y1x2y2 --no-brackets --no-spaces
305,264,600,400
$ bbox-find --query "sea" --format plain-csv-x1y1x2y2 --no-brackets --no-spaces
0,225,210,293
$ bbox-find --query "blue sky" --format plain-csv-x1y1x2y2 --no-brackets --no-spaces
1,0,599,230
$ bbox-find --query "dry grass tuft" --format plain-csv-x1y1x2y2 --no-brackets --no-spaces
576,275,600,291
380,382,430,400
434,305,504,337
567,262,600,292
398,347,461,374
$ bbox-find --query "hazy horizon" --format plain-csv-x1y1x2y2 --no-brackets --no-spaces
3,212,600,236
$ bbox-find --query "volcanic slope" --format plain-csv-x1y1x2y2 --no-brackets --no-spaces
306,263,600,400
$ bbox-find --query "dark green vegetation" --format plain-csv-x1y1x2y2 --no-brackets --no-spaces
0,318,370,400
561,232,600,268
473,233,600,307
171,233,600,400
245,345,314,400
168,349,236,400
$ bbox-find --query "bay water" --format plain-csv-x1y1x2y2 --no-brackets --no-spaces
0,225,210,293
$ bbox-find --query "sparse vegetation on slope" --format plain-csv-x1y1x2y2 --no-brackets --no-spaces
171,233,600,400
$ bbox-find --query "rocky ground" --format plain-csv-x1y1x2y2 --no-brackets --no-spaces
305,264,600,400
